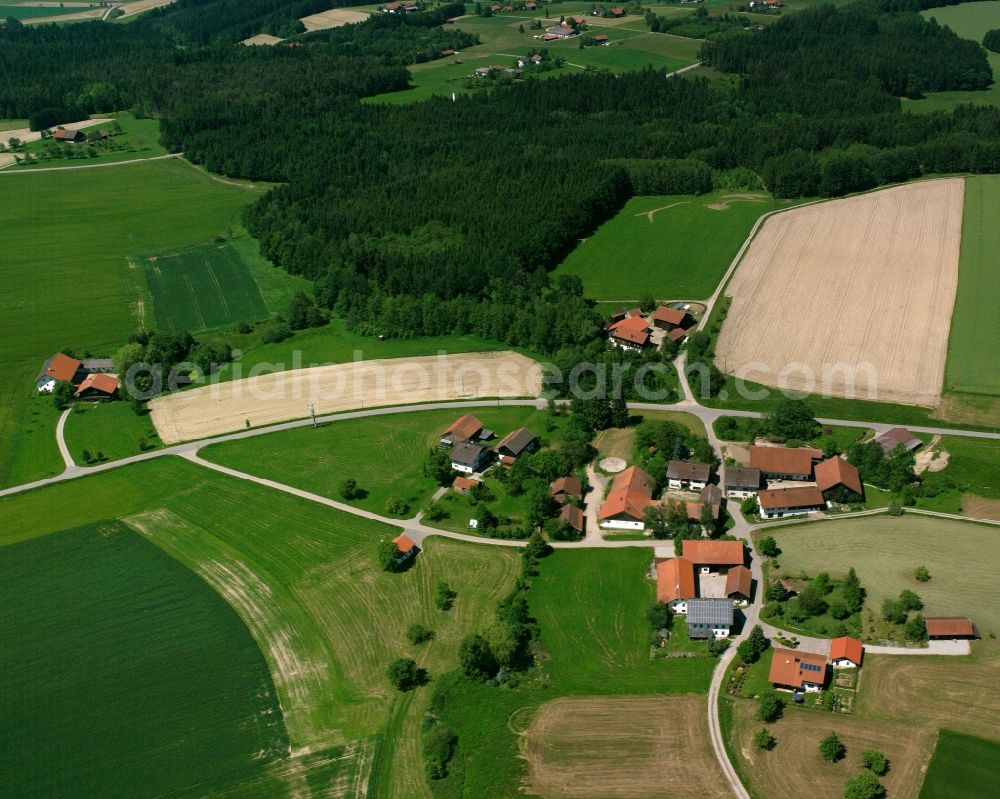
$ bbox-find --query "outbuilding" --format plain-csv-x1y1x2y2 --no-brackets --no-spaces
722,466,760,498
750,446,814,480
829,636,864,668
685,598,733,639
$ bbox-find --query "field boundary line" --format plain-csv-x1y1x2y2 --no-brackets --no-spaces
0,152,182,174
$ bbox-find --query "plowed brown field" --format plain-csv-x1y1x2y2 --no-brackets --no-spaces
524,695,730,799
715,179,964,406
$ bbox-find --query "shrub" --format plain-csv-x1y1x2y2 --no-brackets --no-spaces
757,689,784,723
887,498,904,516
984,28,1000,54
741,496,759,515
761,601,783,619
904,614,927,642
406,623,435,645
914,565,931,582
645,601,672,632
820,731,846,762
435,581,456,610
81,448,92,463
844,770,886,799
52,380,75,410
758,536,780,557
458,633,497,680
707,638,731,657
377,538,401,572
385,495,410,515
754,728,776,750
736,625,769,665
387,657,426,691
235,320,253,334
881,599,907,625
898,589,923,611
339,477,361,500
860,749,889,776
260,322,292,344
422,720,457,779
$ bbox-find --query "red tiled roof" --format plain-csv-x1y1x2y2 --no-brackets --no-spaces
769,647,828,689
559,503,585,532
667,327,688,342
73,373,119,396
611,465,654,494
550,475,582,499
682,539,743,566
750,446,813,476
726,565,752,599
608,315,650,346
656,557,696,603
443,413,482,441
757,486,825,511
829,636,863,665
652,305,686,326
452,476,480,492
599,488,652,521
814,456,863,495
41,352,82,383
925,617,975,637
686,501,720,521
393,533,416,553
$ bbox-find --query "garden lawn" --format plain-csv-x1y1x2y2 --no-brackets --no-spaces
0,520,287,799
17,114,168,168
919,729,1000,798
201,406,557,518
0,158,276,487
0,456,522,797
62,401,162,463
944,175,1000,396
530,548,717,694
553,193,794,301
763,515,1000,638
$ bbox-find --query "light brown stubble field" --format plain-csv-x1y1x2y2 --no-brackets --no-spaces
300,8,370,31
524,695,731,799
149,351,542,443
715,179,964,406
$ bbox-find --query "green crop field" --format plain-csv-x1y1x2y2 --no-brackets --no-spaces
761,515,1000,637
945,176,1000,397
62,401,162,463
0,158,298,488
143,241,270,332
201,406,555,518
530,548,717,693
908,2,1000,113
553,193,794,301
0,520,288,799
0,4,83,19
0,456,522,797
919,729,1000,798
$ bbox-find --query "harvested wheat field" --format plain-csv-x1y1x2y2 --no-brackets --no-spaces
716,179,964,405
730,698,935,799
150,351,541,443
300,8,370,31
241,33,284,46
524,695,730,799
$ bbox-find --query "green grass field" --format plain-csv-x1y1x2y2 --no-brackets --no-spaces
0,4,85,19
945,176,1000,396
919,729,1000,798
908,2,1000,113
0,158,291,488
762,515,1000,638
62,401,162,463
366,15,701,104
0,520,288,799
144,241,270,332
0,456,522,797
201,406,556,518
553,193,794,301
530,548,717,693
16,113,168,168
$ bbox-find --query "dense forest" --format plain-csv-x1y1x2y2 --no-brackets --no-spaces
2,0,1000,356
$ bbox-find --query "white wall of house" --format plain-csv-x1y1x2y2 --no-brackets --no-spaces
831,658,857,669
758,499,817,519
802,681,823,692
669,599,688,614
599,517,645,531
452,462,476,474
36,378,55,393
713,626,731,639
726,488,755,499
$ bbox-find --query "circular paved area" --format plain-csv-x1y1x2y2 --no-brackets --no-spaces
599,457,626,473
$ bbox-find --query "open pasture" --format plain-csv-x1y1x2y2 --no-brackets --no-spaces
0,456,522,796
728,697,935,799
201,405,553,516
0,157,273,487
716,179,965,406
554,193,791,301
149,350,541,443
0,520,287,799
525,695,730,799
529,548,717,694
143,241,269,332
764,515,1000,636
62,401,162,462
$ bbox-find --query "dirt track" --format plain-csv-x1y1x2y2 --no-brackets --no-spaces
150,351,541,443
715,179,964,406
524,695,730,798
